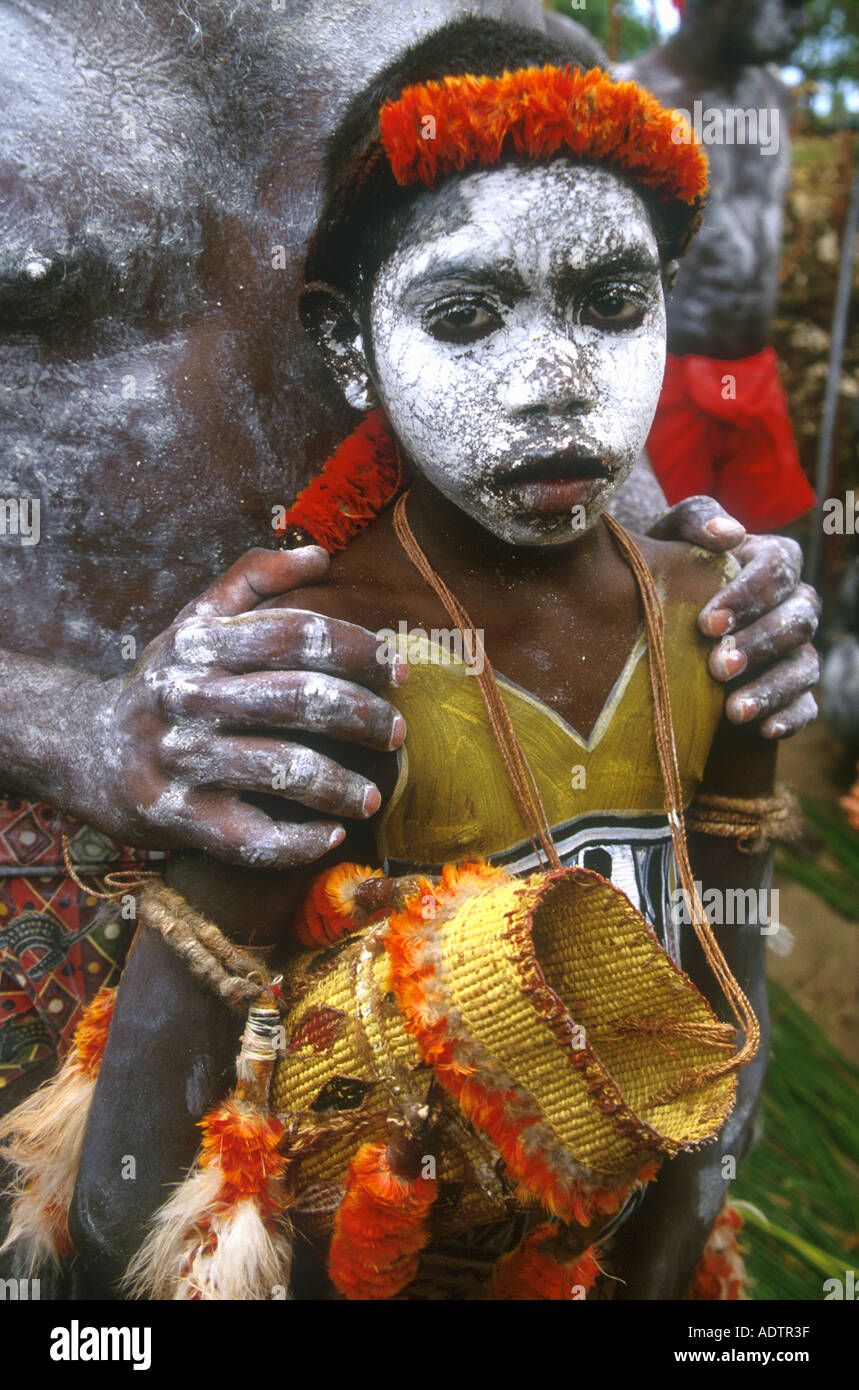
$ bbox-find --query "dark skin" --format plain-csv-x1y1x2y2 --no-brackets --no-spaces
71,467,774,1297
0,0,818,888
0,0,797,1295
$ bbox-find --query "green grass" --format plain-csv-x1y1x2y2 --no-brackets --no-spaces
776,797,859,921
732,979,859,1299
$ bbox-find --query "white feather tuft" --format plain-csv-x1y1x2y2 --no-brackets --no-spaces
181,1197,293,1301
0,1066,98,1275
122,1165,222,1299
123,1168,293,1301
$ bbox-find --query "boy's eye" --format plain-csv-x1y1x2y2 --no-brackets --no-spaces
582,289,646,329
426,302,499,342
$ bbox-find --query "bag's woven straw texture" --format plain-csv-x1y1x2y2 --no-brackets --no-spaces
272,865,736,1236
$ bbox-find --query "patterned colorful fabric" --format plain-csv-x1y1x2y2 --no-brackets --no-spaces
0,797,166,1093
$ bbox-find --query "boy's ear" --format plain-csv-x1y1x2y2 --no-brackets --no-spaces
300,281,379,412
662,259,680,295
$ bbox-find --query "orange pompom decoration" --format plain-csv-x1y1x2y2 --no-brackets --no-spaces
294,863,387,948
328,1138,438,1300
490,1223,601,1301
276,408,402,553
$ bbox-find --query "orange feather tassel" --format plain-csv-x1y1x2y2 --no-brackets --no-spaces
0,988,116,1273
490,1223,601,1300
328,1139,438,1300
123,997,294,1300
277,408,402,553
294,863,386,948
685,1204,748,1301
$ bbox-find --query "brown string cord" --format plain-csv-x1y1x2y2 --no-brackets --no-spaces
62,834,162,900
392,493,759,1080
137,881,276,1013
393,495,561,873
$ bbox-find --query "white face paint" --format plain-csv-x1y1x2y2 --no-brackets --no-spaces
366,162,667,546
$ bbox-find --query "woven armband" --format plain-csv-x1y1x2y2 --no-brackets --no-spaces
686,784,803,854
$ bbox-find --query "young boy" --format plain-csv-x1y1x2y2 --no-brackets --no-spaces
267,17,776,1293
69,17,777,1298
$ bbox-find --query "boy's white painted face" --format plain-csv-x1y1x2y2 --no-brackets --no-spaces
366,161,667,546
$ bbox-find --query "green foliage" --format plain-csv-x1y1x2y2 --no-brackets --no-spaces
795,0,859,103
777,797,859,922
732,980,859,1300
545,0,658,61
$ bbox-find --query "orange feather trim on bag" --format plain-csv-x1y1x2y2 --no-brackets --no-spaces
379,66,708,206
0,987,116,1273
490,1223,601,1301
328,1139,438,1300
276,407,402,553
384,874,660,1226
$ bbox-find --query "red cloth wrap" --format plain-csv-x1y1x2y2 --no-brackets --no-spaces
646,347,816,532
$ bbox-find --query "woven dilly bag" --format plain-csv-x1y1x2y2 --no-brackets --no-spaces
272,858,737,1241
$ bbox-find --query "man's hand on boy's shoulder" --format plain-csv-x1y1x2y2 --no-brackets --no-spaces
648,495,820,738
40,546,407,870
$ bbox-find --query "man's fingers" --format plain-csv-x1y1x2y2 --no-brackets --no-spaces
161,732,381,818
709,592,820,677
648,495,746,550
177,789,344,868
163,670,405,750
699,536,805,634
172,609,406,692
759,691,819,740
178,546,331,621
724,646,821,727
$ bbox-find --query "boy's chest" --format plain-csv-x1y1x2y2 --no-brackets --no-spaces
339,574,643,745
375,589,722,871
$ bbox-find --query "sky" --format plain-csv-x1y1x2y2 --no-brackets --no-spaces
628,0,679,34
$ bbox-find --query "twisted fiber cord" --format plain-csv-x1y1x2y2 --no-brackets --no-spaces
138,881,275,1013
603,514,760,1076
393,494,561,872
393,494,758,1079
62,834,162,900
686,786,802,851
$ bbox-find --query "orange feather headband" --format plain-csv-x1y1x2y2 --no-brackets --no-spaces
377,64,708,205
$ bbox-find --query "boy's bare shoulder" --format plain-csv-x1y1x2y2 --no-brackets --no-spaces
630,533,738,611
262,515,402,630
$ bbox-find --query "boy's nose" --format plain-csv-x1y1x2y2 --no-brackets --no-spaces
501,334,596,419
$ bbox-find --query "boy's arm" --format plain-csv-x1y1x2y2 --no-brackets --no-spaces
610,720,776,1299
69,747,391,1290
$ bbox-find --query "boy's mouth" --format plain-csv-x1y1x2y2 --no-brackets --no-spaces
498,449,611,516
